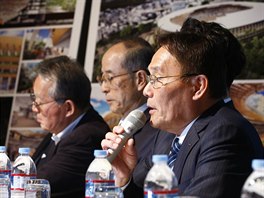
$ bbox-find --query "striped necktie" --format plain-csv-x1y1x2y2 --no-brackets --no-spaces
168,137,181,168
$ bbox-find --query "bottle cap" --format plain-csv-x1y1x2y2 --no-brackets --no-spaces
18,147,30,154
252,159,264,170
0,146,6,152
152,154,168,163
94,150,107,157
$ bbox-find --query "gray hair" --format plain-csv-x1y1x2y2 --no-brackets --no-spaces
35,56,91,111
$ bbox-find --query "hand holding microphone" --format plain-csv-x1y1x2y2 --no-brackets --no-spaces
106,109,147,163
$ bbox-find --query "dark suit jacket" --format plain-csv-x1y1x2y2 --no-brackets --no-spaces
125,101,264,198
172,100,263,198
123,109,175,198
32,106,110,198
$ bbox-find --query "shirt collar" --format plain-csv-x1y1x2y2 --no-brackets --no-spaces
176,117,198,145
224,97,232,103
51,113,85,145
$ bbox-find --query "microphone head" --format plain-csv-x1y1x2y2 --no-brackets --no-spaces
106,109,147,163
121,109,147,134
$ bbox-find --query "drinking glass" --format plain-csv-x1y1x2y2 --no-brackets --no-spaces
0,174,10,198
24,179,50,198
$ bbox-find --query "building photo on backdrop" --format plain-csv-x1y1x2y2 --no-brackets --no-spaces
0,0,264,160
0,0,85,159
85,0,264,145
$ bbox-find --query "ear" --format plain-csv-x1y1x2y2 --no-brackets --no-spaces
191,75,208,100
64,100,75,117
135,70,148,91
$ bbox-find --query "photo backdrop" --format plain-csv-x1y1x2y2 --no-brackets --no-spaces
85,0,264,145
0,0,264,160
0,0,85,160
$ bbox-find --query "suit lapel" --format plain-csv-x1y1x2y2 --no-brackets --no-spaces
45,140,57,160
173,100,225,181
33,133,52,165
173,125,200,181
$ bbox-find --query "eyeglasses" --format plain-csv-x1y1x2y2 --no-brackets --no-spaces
96,70,138,85
30,92,65,108
147,73,198,89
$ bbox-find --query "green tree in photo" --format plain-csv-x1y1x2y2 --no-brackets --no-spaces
241,36,264,79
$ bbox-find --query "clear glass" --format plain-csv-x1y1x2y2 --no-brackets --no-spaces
0,174,10,198
94,186,123,198
24,179,50,198
178,196,200,198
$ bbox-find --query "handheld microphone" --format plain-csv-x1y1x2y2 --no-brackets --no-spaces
107,109,147,163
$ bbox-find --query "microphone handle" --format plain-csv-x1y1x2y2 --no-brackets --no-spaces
106,131,133,163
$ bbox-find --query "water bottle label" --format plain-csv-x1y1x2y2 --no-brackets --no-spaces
11,174,37,190
85,179,115,198
144,189,179,198
0,170,11,178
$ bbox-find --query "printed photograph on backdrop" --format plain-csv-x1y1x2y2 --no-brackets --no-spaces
230,81,264,144
91,83,121,129
0,29,24,94
7,129,48,161
89,0,264,82
17,61,40,93
0,0,86,155
23,27,71,60
0,0,77,28
87,0,264,144
10,95,39,128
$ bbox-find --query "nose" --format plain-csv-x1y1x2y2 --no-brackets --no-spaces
101,81,110,94
31,103,39,113
143,82,153,98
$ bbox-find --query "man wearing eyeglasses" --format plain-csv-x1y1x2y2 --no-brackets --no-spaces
102,18,264,198
31,56,110,198
98,38,175,197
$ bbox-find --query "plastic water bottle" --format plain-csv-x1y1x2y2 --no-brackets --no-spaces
0,146,11,198
0,146,12,179
85,150,115,198
11,148,37,198
241,159,264,198
144,154,178,198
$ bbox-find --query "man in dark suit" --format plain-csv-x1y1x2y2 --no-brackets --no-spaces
102,18,264,198
133,11,250,190
31,56,110,198
97,38,174,197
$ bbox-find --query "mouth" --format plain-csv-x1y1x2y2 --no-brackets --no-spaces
35,115,42,123
106,99,113,104
147,105,156,115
